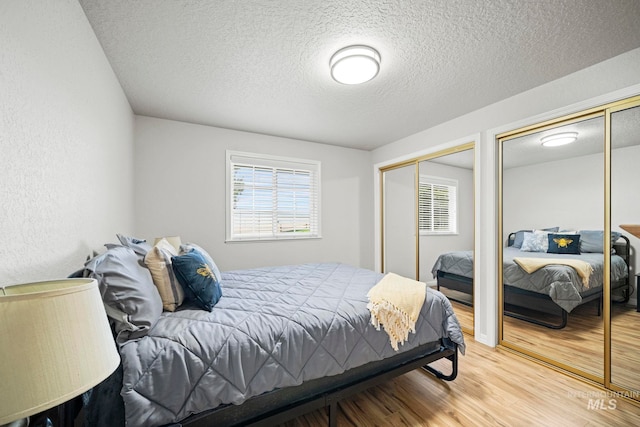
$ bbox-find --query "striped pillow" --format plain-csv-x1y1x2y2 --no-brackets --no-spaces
144,238,185,311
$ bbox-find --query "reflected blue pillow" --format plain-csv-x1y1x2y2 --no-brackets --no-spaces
512,230,531,248
547,233,581,254
172,250,222,311
579,230,622,253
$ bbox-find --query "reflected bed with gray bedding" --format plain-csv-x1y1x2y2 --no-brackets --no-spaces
502,247,627,312
432,248,628,312
432,231,630,329
86,263,464,427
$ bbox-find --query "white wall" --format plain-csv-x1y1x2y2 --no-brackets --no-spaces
372,48,640,346
503,152,604,237
383,165,416,279
133,116,373,271
0,0,134,285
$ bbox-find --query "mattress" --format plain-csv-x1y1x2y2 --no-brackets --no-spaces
111,263,464,426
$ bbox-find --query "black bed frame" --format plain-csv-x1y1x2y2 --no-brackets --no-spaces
170,339,458,427
65,272,459,427
436,234,631,329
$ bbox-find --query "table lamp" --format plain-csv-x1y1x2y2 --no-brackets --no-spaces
0,278,120,426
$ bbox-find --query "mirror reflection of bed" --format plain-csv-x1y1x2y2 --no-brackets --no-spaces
431,231,630,327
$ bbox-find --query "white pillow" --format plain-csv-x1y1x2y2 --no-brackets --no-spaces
520,230,550,252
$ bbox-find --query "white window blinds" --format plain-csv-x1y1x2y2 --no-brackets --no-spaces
418,175,458,234
227,151,321,241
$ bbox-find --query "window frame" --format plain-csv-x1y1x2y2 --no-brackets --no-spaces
418,174,458,236
225,150,321,242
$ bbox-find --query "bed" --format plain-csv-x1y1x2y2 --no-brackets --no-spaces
75,237,465,427
432,229,630,329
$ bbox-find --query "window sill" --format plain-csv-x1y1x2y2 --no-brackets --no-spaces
419,232,459,236
225,235,322,243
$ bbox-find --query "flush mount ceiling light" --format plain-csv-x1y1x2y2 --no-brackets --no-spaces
540,132,578,147
330,45,380,85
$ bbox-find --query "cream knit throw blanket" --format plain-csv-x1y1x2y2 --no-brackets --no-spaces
367,273,426,351
513,257,593,288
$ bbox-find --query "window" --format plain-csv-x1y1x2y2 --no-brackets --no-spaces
226,151,321,241
418,175,457,234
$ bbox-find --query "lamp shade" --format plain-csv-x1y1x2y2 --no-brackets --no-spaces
0,279,119,424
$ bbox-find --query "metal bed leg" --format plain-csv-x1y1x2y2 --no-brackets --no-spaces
422,347,458,381
504,308,568,329
327,400,338,427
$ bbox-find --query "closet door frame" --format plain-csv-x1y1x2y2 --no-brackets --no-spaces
380,142,475,333
605,96,640,395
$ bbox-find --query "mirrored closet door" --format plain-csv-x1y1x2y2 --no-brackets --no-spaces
499,94,640,400
500,113,606,380
609,99,640,394
381,142,475,333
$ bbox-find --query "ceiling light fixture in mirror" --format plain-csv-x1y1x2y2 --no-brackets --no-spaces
540,132,578,147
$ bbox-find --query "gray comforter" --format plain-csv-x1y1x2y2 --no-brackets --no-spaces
120,263,465,426
431,250,473,279
432,249,627,312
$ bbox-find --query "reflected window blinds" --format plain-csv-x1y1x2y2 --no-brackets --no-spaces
419,175,457,234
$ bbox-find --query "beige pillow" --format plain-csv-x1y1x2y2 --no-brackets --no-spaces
144,238,184,311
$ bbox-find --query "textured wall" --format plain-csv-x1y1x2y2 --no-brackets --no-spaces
0,0,134,285
133,116,373,271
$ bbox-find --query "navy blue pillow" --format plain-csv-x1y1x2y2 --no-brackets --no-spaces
171,250,222,311
547,233,581,255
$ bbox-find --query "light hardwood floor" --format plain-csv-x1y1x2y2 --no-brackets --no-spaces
281,335,640,426
503,301,640,390
444,285,640,390
449,299,473,332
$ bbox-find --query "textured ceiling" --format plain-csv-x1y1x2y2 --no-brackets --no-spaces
79,0,640,150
